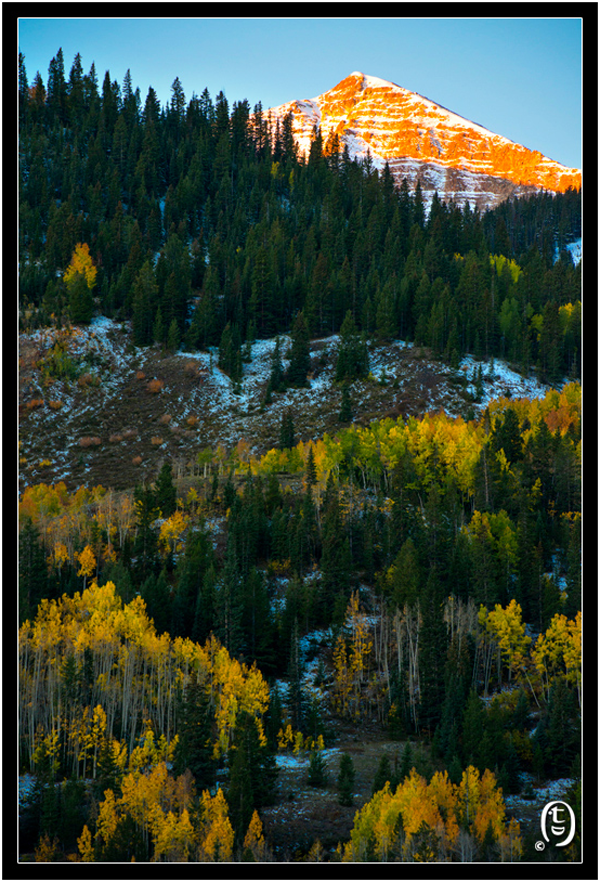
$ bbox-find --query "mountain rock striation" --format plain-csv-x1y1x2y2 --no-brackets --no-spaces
268,72,581,210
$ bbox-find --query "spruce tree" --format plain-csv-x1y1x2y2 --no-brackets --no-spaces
173,672,217,789
67,270,94,324
268,336,285,394
279,410,296,450
307,749,328,787
132,483,160,583
166,316,180,352
335,310,369,382
154,459,177,517
228,710,277,843
287,310,311,387
337,753,355,806
372,753,393,796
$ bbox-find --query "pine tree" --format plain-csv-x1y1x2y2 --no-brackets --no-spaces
335,310,369,382
307,749,328,787
267,336,285,395
19,518,49,623
64,242,97,324
131,260,158,345
418,571,448,734
337,753,356,806
140,568,172,635
154,459,177,517
228,710,277,844
372,753,393,796
287,310,311,387
173,671,217,789
279,410,295,450
153,304,165,345
166,317,180,352
132,483,160,583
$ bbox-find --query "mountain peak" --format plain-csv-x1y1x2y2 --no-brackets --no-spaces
269,73,581,210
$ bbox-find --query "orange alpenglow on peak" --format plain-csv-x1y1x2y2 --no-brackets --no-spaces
268,72,581,210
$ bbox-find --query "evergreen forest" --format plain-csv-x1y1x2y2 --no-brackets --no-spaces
18,49,582,864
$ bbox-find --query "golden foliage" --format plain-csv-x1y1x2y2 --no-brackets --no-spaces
19,581,270,777
63,242,97,290
344,764,515,862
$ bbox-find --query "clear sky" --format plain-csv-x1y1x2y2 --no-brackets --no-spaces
18,15,583,169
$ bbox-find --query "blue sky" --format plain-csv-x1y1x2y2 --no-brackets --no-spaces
18,15,582,169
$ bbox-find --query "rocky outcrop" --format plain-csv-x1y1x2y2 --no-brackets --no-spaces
268,72,581,210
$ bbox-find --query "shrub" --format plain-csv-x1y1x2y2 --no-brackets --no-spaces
78,372,100,389
79,436,101,448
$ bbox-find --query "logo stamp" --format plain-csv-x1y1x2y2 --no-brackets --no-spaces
537,800,576,850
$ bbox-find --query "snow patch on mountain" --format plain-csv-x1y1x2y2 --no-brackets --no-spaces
268,72,581,211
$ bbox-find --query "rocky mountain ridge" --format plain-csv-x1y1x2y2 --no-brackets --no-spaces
268,72,581,210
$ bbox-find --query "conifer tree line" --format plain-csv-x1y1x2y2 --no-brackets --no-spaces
20,50,580,383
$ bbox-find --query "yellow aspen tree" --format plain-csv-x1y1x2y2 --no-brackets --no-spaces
565,610,582,706
152,808,195,862
532,611,581,704
277,723,294,751
158,510,189,558
52,540,70,572
343,783,392,862
152,811,178,863
64,242,98,289
64,243,97,324
243,809,266,861
198,788,234,862
89,704,108,779
472,768,507,843
332,633,351,716
498,817,523,862
293,730,304,754
77,825,94,862
95,789,120,856
394,768,442,845
75,545,96,589
307,839,325,862
484,600,531,684
347,591,373,719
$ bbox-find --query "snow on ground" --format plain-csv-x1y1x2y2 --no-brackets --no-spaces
459,353,550,407
503,777,576,824
555,238,581,266
19,773,36,807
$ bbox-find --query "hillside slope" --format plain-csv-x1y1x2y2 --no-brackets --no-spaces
19,317,551,491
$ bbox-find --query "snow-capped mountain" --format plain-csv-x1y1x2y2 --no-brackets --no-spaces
268,72,581,210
